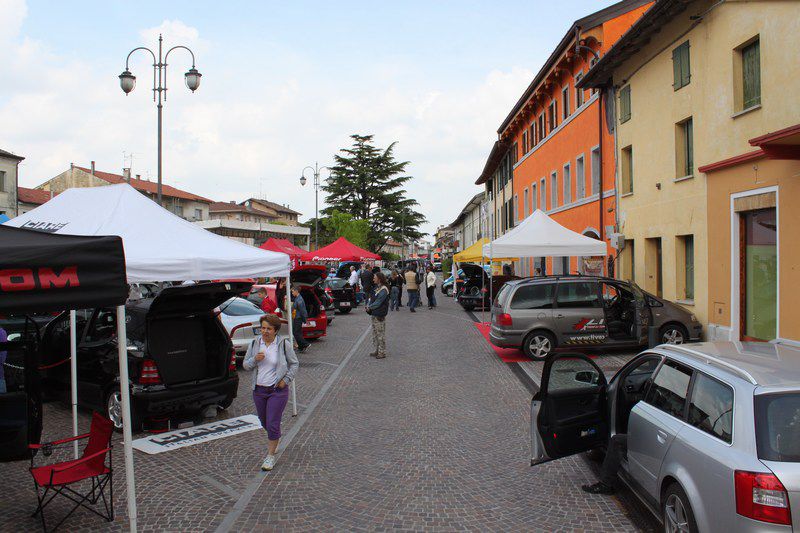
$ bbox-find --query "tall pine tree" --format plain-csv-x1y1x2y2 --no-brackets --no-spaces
322,134,426,253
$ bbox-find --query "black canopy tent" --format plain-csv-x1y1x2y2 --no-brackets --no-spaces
0,225,128,462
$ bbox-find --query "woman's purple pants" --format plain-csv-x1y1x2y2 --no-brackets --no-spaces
253,384,289,440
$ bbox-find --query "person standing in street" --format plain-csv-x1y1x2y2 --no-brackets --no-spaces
404,266,420,312
396,268,405,307
425,265,437,309
367,272,390,358
290,286,310,352
360,264,374,301
242,314,299,471
389,270,401,311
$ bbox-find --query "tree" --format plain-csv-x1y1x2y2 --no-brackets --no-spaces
323,134,426,253
322,210,370,249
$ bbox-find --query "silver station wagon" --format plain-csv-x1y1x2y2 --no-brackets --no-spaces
490,275,701,360
530,342,800,532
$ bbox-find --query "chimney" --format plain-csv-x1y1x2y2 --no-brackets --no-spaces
123,168,131,183
90,161,95,175
70,162,74,170
136,174,141,180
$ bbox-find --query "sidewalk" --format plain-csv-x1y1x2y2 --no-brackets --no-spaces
221,295,641,531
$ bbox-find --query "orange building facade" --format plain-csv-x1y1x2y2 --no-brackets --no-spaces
497,0,652,277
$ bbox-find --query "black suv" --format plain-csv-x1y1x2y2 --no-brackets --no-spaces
323,278,357,314
40,282,243,431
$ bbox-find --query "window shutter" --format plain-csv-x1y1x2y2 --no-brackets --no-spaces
681,42,691,86
743,40,761,108
686,119,693,174
672,47,681,88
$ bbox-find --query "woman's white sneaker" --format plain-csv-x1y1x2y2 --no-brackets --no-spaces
261,455,276,471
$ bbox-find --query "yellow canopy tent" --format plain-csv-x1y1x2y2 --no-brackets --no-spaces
452,238,518,263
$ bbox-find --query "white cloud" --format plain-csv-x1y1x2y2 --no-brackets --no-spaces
0,9,533,237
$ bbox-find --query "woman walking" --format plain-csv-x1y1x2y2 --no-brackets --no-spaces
367,272,390,358
242,314,299,471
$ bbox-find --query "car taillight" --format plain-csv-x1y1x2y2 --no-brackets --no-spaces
139,359,162,385
497,313,513,326
325,287,332,294
735,470,792,525
229,347,237,372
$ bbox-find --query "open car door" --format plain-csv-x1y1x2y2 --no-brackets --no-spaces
531,354,608,465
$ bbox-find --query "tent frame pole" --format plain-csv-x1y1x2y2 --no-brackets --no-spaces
69,310,79,459
285,275,297,417
116,305,137,533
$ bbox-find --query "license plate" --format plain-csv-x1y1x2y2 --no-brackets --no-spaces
340,302,350,307
304,321,316,327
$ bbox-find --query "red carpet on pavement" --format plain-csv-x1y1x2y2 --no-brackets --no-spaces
474,322,532,363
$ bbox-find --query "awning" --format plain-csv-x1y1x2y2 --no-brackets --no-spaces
483,209,607,258
453,238,517,263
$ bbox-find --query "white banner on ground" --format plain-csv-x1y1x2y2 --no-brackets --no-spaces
132,415,262,455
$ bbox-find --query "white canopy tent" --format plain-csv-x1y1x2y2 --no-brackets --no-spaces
482,209,608,258
8,184,292,532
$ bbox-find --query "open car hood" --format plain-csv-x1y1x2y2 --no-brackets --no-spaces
459,263,488,279
147,282,254,316
293,265,328,286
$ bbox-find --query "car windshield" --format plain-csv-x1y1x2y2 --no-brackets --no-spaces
221,297,262,316
326,278,349,289
755,393,800,462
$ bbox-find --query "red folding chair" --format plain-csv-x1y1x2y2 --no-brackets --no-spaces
29,412,114,532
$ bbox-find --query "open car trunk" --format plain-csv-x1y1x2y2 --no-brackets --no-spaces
145,282,247,386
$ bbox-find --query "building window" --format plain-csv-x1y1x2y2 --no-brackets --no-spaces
548,100,557,133
562,85,570,120
619,85,631,123
736,37,761,111
0,171,5,192
575,155,585,199
194,208,202,220
590,147,601,195
575,71,585,107
563,162,571,204
677,234,694,301
532,183,538,211
621,145,633,194
550,171,558,208
672,40,691,90
513,194,519,223
540,178,546,211
522,131,528,154
539,113,547,142
174,205,184,217
675,117,694,178
512,142,519,165
523,189,528,217
645,237,663,297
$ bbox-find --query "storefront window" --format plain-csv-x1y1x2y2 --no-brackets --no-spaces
743,208,777,340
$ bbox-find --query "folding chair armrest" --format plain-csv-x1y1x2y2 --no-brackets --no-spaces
51,448,110,473
30,433,91,449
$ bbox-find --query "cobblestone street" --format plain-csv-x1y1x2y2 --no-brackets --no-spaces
0,291,655,532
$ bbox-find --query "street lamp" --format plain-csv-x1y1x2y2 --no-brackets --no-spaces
300,162,331,249
119,34,201,205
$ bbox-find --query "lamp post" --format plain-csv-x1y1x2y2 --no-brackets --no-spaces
300,162,331,249
119,34,202,205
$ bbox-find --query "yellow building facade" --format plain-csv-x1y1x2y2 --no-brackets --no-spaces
581,0,800,341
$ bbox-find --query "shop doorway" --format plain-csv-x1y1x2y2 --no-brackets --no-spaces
739,207,777,341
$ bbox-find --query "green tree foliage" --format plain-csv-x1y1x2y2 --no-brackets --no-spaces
323,134,426,253
322,210,370,249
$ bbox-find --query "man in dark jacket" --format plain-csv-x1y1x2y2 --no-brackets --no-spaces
366,272,390,359
360,265,374,300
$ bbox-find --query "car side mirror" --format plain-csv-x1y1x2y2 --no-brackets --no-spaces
575,370,600,386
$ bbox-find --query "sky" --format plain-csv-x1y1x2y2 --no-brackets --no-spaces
0,0,621,239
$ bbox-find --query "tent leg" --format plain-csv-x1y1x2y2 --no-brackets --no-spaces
481,260,485,325
116,305,137,533
285,275,297,417
70,310,78,459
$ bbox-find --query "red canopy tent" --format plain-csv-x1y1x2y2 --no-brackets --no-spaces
260,237,305,259
301,237,381,262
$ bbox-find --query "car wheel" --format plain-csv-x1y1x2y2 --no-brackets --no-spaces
663,483,698,533
105,388,139,432
446,286,453,297
523,331,555,361
660,324,688,345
